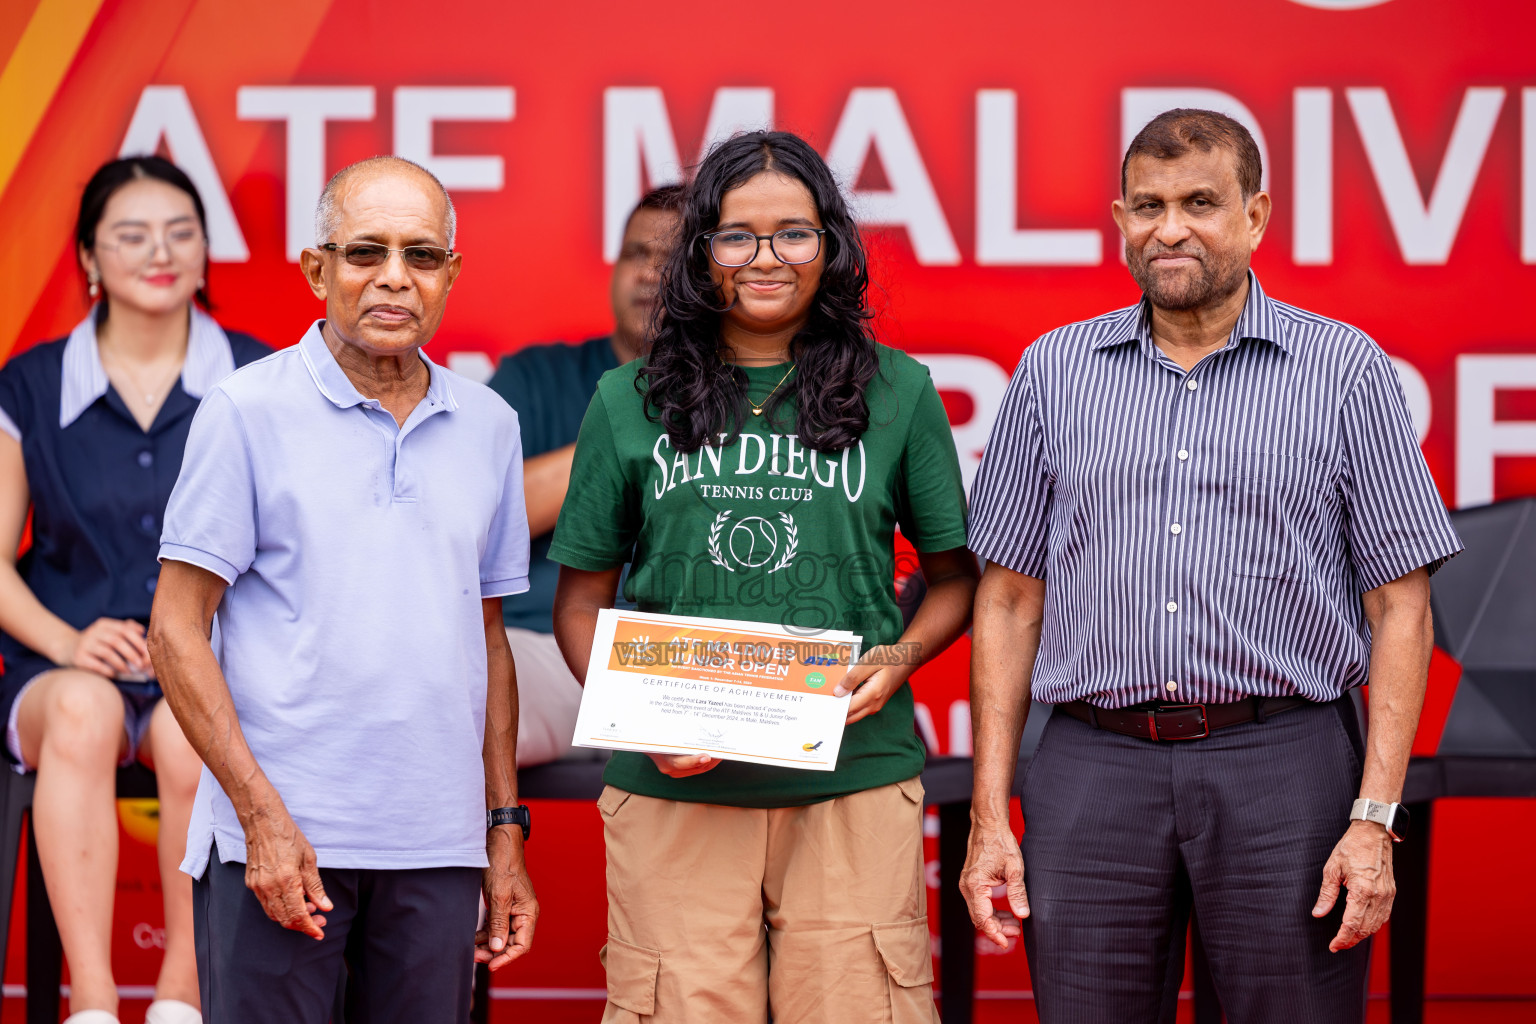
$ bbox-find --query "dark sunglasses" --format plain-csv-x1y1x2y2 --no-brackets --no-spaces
319,241,453,271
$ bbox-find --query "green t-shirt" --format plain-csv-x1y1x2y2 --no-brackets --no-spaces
547,345,969,807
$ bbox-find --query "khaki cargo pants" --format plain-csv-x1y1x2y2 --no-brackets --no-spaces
598,777,939,1024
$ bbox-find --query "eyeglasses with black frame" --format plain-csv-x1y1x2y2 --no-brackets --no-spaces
701,227,827,268
319,241,454,271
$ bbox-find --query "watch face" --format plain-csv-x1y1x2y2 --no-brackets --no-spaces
1386,803,1410,841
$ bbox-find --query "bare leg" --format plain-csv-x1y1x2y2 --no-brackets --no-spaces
138,699,201,1006
17,670,128,1017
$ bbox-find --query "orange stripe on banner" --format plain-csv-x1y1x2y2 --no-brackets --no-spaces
0,0,49,70
152,0,338,176
0,0,336,363
0,0,107,201
0,0,193,364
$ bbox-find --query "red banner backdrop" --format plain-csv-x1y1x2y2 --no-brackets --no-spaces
2,0,1534,1011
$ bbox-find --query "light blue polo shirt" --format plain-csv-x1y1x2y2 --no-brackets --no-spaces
161,321,530,876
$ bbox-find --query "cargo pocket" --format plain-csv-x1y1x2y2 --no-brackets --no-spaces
871,918,938,1023
601,936,660,1020
597,785,633,818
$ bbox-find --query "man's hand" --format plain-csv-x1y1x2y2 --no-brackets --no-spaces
959,819,1029,949
476,827,539,970
835,646,914,725
1313,820,1396,952
646,752,720,778
243,808,333,940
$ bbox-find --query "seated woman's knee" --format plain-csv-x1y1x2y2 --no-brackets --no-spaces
40,671,126,753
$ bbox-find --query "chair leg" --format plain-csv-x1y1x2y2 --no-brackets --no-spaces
26,814,64,1024
1389,801,1432,1024
938,800,974,1024
471,962,491,1024
0,772,33,986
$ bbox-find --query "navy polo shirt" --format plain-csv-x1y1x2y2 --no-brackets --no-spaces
0,306,269,714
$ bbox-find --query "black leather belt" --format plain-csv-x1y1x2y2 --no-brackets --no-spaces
1059,696,1307,741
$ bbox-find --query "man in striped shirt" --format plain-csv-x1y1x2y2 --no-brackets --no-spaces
960,109,1462,1023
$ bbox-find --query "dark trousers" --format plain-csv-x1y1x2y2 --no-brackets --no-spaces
1020,698,1370,1024
193,845,482,1024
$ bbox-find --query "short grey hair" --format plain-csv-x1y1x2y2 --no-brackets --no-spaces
314,155,457,249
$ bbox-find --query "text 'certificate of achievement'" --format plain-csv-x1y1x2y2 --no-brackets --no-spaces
572,609,863,771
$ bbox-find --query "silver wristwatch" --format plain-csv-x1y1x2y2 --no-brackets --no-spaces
1349,798,1409,842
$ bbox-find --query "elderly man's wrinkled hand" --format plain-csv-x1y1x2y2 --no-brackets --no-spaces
476,827,539,971
960,819,1029,949
243,810,333,940
1313,820,1396,952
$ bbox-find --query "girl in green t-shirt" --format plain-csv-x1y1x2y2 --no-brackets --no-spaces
549,130,978,1024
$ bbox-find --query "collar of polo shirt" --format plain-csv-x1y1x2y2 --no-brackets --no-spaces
296,319,459,414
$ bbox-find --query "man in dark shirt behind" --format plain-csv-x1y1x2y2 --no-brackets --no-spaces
488,185,681,764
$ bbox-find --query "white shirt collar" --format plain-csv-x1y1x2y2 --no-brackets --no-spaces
59,304,237,428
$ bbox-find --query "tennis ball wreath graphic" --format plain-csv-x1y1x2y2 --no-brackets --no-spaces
729,516,778,567
708,511,799,574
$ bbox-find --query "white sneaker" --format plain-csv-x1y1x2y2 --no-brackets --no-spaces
62,1012,120,1024
145,999,203,1024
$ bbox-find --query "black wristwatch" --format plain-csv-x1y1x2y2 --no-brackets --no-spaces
487,805,531,840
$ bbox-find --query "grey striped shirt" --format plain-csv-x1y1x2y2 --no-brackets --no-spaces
967,274,1462,708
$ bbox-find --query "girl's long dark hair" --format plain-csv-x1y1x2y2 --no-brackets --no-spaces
638,131,878,454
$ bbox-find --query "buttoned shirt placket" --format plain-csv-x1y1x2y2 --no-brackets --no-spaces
298,324,459,507
356,390,450,504
60,304,237,599
1142,330,1236,706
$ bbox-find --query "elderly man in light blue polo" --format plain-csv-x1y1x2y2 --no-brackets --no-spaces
147,155,537,1024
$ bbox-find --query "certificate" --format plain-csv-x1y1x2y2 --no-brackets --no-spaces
571,609,863,771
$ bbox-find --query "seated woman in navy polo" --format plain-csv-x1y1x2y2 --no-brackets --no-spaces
0,156,268,1024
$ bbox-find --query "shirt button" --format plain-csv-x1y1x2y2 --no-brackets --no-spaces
137,450,154,468
1166,602,1178,613
1186,379,1199,391
144,577,157,594
1170,523,1183,535
1177,449,1189,461
1166,681,1179,693
139,513,156,532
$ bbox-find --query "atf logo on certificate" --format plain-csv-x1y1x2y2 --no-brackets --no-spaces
573,609,863,771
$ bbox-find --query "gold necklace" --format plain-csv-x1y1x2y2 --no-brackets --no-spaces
102,351,184,407
745,363,796,417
